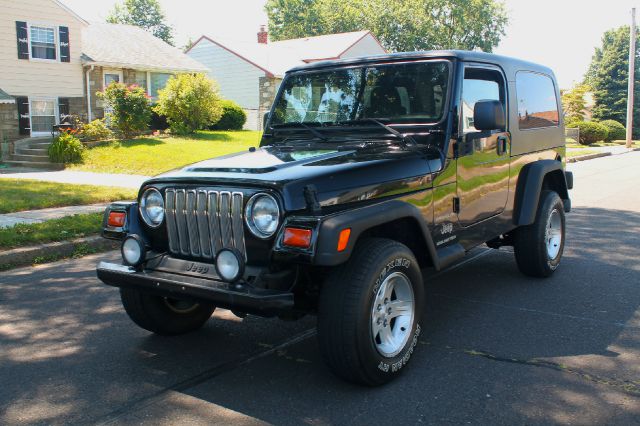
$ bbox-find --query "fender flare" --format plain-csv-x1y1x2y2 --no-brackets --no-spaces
314,200,452,269
513,160,570,226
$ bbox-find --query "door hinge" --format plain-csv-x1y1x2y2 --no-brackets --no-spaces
453,197,460,213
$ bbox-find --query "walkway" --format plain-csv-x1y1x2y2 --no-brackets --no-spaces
0,203,108,229
0,168,149,189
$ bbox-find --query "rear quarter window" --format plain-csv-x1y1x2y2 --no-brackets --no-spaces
515,71,559,130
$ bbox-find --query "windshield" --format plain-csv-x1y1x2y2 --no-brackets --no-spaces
270,61,450,126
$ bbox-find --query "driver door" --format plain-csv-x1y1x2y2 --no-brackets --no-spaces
456,65,510,227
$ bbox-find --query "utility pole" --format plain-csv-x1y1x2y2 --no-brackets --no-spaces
626,7,636,148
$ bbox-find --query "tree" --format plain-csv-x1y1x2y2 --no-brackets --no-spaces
154,74,223,135
107,0,174,45
265,0,508,52
562,83,590,123
587,26,640,135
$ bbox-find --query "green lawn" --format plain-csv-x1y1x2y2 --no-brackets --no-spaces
567,149,599,158
70,130,262,176
0,213,102,249
566,140,640,148
0,179,137,214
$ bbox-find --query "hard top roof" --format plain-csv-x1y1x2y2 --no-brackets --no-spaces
287,50,555,79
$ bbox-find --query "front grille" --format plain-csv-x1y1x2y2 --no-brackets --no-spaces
164,189,245,260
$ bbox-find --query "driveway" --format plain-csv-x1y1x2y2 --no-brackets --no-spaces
1,153,639,425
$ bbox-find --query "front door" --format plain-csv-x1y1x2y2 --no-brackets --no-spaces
456,65,510,227
30,98,58,136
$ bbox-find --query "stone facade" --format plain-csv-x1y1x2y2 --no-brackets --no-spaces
257,76,282,131
0,103,19,143
85,66,105,120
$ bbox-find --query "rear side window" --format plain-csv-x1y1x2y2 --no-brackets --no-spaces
516,71,559,130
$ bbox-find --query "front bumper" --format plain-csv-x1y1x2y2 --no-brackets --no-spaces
97,261,294,316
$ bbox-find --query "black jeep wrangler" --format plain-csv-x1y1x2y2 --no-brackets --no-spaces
97,50,573,386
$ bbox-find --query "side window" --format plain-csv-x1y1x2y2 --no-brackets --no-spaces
516,71,559,130
461,68,505,133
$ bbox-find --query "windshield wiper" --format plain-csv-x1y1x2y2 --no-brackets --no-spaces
271,122,328,142
338,118,417,147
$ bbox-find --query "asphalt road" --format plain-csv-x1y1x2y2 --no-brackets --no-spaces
1,152,640,425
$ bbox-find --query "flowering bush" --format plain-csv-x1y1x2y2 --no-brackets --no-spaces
48,132,85,164
81,119,113,141
154,73,223,135
97,83,151,138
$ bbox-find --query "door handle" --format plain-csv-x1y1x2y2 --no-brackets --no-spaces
497,136,508,156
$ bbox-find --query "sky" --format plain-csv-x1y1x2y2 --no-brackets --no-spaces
61,0,639,89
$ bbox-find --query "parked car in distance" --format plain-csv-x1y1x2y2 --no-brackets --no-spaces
97,50,573,386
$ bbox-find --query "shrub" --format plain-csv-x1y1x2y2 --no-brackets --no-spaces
571,121,608,145
81,119,113,141
211,100,247,130
97,82,151,138
150,111,169,131
48,133,85,164
154,73,223,135
600,119,626,142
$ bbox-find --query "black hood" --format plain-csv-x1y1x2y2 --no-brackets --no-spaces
144,143,442,212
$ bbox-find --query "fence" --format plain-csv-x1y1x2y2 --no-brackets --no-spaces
565,127,579,144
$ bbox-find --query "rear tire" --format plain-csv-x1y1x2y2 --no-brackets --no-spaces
317,238,424,386
120,288,215,336
514,190,566,277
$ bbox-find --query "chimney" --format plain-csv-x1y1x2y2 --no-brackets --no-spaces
257,25,268,44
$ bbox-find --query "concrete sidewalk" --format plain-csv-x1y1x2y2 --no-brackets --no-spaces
0,168,149,188
0,203,107,229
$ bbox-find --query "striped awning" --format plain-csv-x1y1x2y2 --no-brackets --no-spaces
0,89,15,104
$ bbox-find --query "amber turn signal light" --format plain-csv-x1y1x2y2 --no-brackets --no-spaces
337,228,351,252
108,211,126,228
283,227,312,248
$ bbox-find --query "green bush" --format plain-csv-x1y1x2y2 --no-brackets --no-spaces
97,82,151,138
572,121,608,145
600,119,626,142
211,100,247,130
81,119,113,141
154,73,223,135
48,133,85,164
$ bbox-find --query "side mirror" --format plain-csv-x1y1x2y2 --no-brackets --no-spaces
473,100,505,131
263,112,270,131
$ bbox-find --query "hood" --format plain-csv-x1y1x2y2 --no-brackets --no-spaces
145,143,442,211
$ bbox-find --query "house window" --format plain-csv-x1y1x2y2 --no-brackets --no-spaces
133,71,148,91
30,26,56,60
31,99,57,134
150,73,172,98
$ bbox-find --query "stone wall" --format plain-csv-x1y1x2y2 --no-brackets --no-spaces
257,76,282,131
0,103,19,143
85,66,105,120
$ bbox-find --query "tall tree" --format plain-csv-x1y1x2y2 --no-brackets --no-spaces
562,83,590,123
265,0,508,52
588,26,640,134
107,0,174,45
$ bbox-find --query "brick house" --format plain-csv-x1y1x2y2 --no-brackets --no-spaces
0,0,207,141
187,28,386,130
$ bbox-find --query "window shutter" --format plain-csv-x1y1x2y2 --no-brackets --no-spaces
59,26,70,63
58,98,70,123
16,21,29,60
16,97,30,135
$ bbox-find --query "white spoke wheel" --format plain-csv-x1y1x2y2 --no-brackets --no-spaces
318,238,424,386
514,190,566,278
370,272,415,357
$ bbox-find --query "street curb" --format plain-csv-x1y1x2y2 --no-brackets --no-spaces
567,152,612,163
0,235,118,270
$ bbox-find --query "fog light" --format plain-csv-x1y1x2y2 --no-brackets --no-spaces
121,234,146,266
215,248,244,282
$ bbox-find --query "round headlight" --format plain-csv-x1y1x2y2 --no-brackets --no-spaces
245,193,280,238
122,234,146,266
140,188,164,227
215,248,244,282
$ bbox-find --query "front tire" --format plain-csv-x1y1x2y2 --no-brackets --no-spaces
120,288,215,336
318,238,424,386
513,190,566,277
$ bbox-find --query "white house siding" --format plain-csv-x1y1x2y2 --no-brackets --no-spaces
187,38,265,130
340,34,386,59
0,0,86,98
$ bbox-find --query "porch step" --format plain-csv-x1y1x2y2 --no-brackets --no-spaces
8,154,51,163
16,148,49,156
28,142,53,149
2,160,64,170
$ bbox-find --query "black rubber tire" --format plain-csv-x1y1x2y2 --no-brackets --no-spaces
120,288,215,336
513,190,566,278
317,238,424,386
